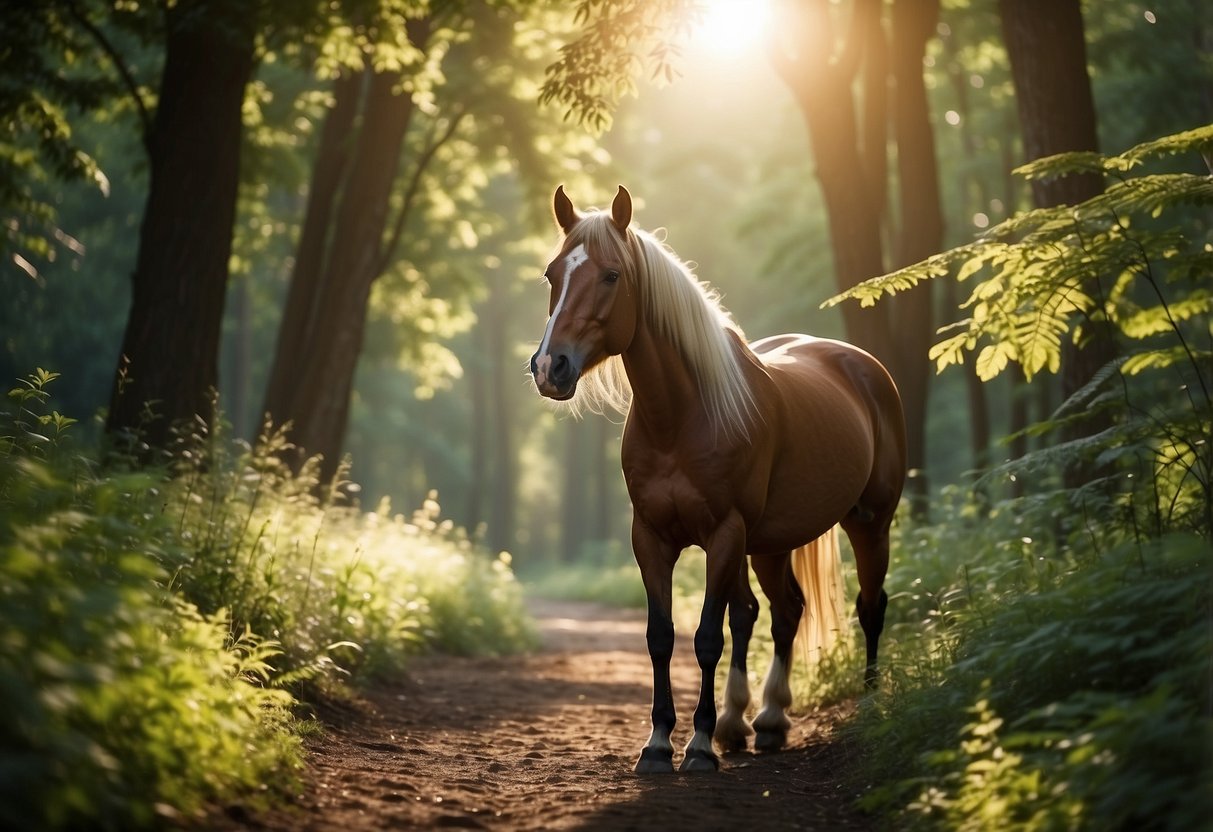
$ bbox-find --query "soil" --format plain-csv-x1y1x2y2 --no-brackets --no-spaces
226,599,875,831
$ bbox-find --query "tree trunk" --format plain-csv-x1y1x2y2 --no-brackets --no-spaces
889,0,942,514
486,268,515,556
773,0,893,364
262,67,415,482
465,331,489,534
261,71,360,429
592,416,614,545
560,422,588,561
999,0,1117,486
106,1,255,450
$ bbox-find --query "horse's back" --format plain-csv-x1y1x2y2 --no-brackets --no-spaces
751,333,900,422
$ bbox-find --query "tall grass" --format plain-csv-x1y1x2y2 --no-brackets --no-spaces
159,416,535,682
0,372,534,829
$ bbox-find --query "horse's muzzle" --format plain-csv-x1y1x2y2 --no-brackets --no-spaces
530,348,581,400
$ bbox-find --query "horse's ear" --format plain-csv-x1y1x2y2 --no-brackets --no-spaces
611,185,632,234
553,185,578,234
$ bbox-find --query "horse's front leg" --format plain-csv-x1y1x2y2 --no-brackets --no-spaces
682,514,746,772
632,520,681,774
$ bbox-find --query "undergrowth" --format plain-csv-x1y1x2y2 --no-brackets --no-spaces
822,126,1213,830
0,371,533,829
850,509,1211,831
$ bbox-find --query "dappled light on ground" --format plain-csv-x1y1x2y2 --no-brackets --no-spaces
227,599,868,831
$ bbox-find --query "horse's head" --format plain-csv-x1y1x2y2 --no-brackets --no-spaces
530,185,638,401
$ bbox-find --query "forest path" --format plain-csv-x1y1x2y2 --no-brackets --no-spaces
232,599,872,831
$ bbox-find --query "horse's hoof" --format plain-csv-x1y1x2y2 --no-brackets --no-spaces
678,748,720,772
713,722,753,753
754,730,787,752
634,746,675,774
714,734,750,754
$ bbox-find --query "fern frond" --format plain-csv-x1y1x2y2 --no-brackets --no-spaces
1051,358,1128,421
1117,123,1213,167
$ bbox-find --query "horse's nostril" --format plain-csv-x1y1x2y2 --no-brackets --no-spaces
551,354,570,383
530,353,538,374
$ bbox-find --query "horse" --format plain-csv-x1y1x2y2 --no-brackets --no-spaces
529,185,906,774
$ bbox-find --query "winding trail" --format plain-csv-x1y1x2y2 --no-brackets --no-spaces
233,600,871,831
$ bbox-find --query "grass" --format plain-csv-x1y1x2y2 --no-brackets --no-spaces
0,372,535,829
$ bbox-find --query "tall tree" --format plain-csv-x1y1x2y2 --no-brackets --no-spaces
105,0,258,449
260,36,435,482
998,0,1117,482
262,2,563,487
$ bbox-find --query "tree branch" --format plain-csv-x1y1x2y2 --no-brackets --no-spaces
376,106,469,278
65,0,153,149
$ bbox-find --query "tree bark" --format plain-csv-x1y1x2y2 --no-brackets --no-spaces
560,421,588,561
261,64,417,482
106,0,256,450
261,70,361,430
889,0,942,513
772,0,893,363
998,0,1117,486
486,267,516,556
260,19,449,485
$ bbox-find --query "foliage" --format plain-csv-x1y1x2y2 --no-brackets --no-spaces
0,0,129,278
828,126,1213,540
0,375,303,830
539,0,698,132
807,126,1213,830
0,372,535,828
148,413,536,682
826,125,1213,383
851,526,1212,831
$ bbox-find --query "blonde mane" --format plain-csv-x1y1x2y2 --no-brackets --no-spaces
562,211,758,440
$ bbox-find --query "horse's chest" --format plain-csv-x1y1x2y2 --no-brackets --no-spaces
621,449,731,545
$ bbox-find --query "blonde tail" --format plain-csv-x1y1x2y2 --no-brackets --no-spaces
791,525,847,672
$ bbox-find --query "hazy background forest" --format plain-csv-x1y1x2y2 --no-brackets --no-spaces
4,0,1205,570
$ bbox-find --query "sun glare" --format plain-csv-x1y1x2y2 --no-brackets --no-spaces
692,0,772,57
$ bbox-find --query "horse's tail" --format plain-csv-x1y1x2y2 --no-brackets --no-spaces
791,525,847,671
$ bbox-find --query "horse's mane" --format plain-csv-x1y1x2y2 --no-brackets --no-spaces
562,211,758,440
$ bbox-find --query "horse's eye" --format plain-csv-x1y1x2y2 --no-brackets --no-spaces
604,270,620,284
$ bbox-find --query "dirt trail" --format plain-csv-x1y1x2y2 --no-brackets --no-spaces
232,600,872,831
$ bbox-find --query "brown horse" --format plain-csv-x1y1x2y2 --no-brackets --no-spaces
529,186,906,774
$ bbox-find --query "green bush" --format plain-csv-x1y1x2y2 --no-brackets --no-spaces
855,533,1212,830
822,125,1213,830
0,371,536,828
0,453,303,829
159,420,536,680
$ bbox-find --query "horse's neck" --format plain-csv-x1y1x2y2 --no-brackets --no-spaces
620,320,708,442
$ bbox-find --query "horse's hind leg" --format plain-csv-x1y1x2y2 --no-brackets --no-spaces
714,560,758,752
841,516,891,688
751,551,804,751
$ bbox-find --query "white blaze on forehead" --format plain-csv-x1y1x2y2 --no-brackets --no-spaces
536,243,589,362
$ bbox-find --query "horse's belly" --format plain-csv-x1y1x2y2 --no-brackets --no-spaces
745,480,859,554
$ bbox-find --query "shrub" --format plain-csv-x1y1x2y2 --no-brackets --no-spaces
0,445,302,828
0,371,535,828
